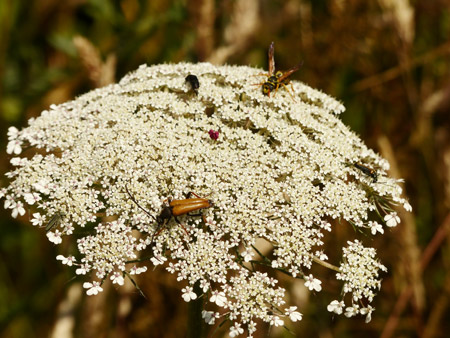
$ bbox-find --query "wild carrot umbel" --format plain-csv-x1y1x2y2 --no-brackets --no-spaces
1,62,411,336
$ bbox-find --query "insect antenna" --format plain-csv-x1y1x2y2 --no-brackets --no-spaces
125,184,157,222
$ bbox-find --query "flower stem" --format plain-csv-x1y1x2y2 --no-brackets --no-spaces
312,256,341,272
187,281,205,338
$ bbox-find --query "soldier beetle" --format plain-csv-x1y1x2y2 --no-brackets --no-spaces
125,185,213,242
45,212,64,232
354,163,378,183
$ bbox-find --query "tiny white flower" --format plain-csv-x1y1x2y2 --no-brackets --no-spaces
76,265,88,275
384,212,401,227
199,279,210,292
11,201,26,218
304,274,322,292
56,255,75,266
6,140,22,155
316,251,328,261
110,272,125,285
32,180,50,195
83,281,103,295
166,263,176,274
210,290,227,307
31,213,44,226
229,323,244,337
248,321,257,334
201,310,215,325
320,221,332,232
151,254,167,266
3,195,14,209
360,305,374,323
270,316,284,327
46,230,62,244
327,300,344,314
24,192,41,205
129,266,147,275
344,305,359,318
241,249,254,262
181,286,197,302
10,157,27,166
285,306,302,322
7,126,19,140
368,221,384,235
403,201,412,212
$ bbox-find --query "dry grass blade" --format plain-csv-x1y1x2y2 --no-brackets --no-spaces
207,0,259,64
422,273,450,338
73,35,116,88
378,135,424,311
381,213,450,338
378,0,415,46
353,41,450,92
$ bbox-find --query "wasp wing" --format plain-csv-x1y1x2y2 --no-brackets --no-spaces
278,61,303,82
268,41,275,76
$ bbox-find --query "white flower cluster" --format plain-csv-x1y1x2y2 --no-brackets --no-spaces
329,240,387,323
1,62,410,336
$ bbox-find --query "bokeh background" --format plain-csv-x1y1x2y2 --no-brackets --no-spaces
1,1,449,337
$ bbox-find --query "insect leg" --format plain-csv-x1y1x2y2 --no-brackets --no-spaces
183,211,209,227
174,216,190,238
185,191,207,199
280,82,297,102
252,73,270,78
252,81,267,87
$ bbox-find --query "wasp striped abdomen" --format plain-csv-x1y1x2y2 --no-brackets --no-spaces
262,75,279,96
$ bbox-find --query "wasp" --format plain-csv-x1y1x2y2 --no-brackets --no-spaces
185,74,200,94
255,42,302,99
125,185,213,241
354,163,378,183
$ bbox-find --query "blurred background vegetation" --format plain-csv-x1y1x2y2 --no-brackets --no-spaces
1,0,449,337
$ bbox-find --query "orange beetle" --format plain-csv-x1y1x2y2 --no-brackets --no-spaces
126,185,213,241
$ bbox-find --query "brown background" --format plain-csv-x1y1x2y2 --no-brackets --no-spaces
0,1,449,337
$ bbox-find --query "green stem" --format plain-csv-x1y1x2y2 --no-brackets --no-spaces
187,282,205,338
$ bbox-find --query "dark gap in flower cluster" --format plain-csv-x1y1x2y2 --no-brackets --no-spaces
312,178,326,191
204,106,215,117
266,135,281,148
297,93,325,109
